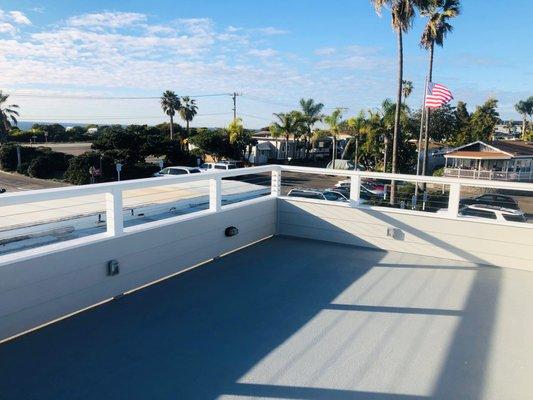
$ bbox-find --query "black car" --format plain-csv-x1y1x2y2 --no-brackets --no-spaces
460,194,519,210
0,188,6,194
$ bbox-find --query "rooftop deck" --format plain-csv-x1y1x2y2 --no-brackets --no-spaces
1,236,531,399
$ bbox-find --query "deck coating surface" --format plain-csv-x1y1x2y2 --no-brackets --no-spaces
0,237,531,399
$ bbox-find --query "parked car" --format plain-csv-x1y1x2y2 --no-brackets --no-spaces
287,188,368,204
153,166,202,177
199,162,216,171
334,179,385,197
220,160,245,168
213,163,237,170
460,194,520,210
456,204,527,223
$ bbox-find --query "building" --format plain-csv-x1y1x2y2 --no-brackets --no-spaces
444,140,533,181
0,165,532,398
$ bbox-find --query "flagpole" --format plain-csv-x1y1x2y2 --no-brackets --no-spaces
415,76,429,199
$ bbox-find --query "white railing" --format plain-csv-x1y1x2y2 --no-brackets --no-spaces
1,165,532,246
444,168,533,181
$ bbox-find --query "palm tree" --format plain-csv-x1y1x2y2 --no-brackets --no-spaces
515,97,533,139
323,108,344,166
402,80,414,99
179,96,198,137
345,111,367,169
270,111,303,162
160,90,180,140
299,98,324,157
420,0,461,175
372,0,429,204
0,91,20,141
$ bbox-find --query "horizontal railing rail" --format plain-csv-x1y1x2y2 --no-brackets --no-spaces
1,164,532,250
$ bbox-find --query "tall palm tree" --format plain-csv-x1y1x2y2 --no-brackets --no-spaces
270,111,303,162
160,90,180,140
515,97,533,139
323,108,344,166
179,96,198,137
372,0,429,204
299,98,324,157
0,91,19,141
420,0,461,175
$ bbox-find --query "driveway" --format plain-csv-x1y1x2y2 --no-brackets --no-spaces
0,171,69,193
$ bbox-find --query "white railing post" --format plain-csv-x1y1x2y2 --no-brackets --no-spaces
209,177,222,212
106,189,124,236
448,182,461,218
271,167,282,197
350,174,361,206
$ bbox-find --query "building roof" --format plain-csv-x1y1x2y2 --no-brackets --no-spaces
445,151,511,159
445,140,533,159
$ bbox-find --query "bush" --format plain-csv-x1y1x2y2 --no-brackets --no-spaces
0,143,46,173
27,151,72,179
64,151,115,185
119,162,160,180
433,167,444,177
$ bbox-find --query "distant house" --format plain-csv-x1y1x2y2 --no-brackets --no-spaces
444,140,533,181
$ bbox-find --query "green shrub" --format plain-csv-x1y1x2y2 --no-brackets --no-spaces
0,143,43,173
27,151,72,179
433,167,444,177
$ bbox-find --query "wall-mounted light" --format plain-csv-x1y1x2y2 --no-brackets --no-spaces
225,226,239,237
107,259,120,276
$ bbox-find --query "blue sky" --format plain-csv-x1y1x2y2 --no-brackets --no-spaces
0,0,531,128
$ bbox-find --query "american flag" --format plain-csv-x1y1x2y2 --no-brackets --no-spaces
424,82,453,109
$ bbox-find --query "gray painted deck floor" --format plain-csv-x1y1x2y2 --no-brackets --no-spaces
0,236,532,399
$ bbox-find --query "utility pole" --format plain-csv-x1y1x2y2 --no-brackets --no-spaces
232,92,243,121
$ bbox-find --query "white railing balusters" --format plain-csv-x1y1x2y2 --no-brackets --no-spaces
106,189,124,236
349,175,361,205
209,177,222,212
447,182,461,218
271,167,282,197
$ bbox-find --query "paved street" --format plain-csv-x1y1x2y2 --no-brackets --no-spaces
0,171,69,192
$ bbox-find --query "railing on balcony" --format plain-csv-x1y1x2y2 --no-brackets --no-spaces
444,167,533,181
1,165,532,260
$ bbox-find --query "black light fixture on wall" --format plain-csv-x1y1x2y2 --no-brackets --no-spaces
225,226,239,237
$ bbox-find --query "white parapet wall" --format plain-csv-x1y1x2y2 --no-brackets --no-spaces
0,196,276,342
278,198,533,271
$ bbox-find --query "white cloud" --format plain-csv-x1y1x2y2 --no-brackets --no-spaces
254,27,289,36
248,48,278,58
0,22,16,35
315,47,337,56
67,12,146,28
9,11,31,25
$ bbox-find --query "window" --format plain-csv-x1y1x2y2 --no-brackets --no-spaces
160,168,170,174
323,192,345,201
503,214,527,223
215,165,227,170
189,169,201,174
169,169,187,175
289,191,323,200
460,208,497,219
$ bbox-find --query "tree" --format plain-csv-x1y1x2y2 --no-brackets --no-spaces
160,90,181,140
372,0,429,203
179,96,198,137
299,98,324,157
188,129,234,161
420,0,460,175
270,111,304,162
324,108,344,165
344,111,367,168
227,118,255,161
515,96,533,140
402,80,414,99
469,98,500,142
0,91,20,142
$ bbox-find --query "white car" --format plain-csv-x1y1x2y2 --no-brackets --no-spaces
153,166,202,177
438,204,528,223
199,162,217,172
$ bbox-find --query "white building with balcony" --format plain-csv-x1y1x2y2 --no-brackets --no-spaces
0,166,532,399
444,140,533,181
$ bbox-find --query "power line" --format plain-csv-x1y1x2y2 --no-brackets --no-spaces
10,92,233,100
19,112,233,121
